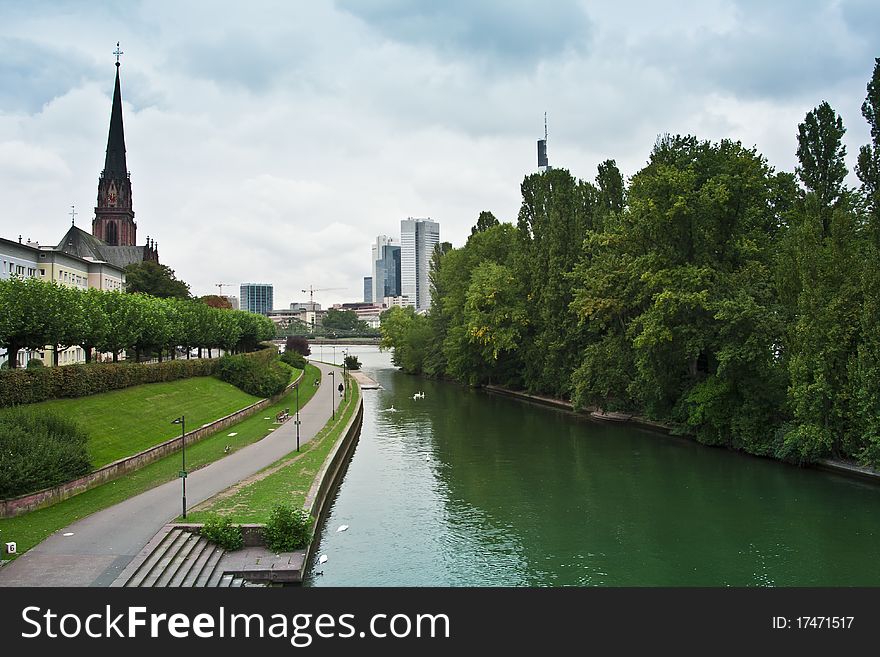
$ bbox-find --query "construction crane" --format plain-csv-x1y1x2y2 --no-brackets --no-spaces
302,285,345,307
216,283,233,295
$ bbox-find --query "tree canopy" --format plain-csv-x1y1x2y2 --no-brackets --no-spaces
124,261,191,299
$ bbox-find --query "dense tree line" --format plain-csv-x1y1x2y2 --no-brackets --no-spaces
381,58,880,468
0,278,276,367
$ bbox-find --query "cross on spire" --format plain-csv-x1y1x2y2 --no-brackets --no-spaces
114,42,123,67
70,205,77,226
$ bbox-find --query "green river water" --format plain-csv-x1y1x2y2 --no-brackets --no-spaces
306,346,880,586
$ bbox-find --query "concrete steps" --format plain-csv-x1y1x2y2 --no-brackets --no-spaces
118,528,238,587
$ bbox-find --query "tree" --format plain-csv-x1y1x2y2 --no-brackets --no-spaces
571,136,788,453
515,167,598,397
856,58,880,242
464,261,527,367
285,335,311,356
796,101,848,235
0,277,55,368
78,287,110,363
200,294,232,309
96,291,141,362
124,261,191,299
322,308,368,332
379,306,431,374
470,210,499,236
595,159,625,217
45,283,85,366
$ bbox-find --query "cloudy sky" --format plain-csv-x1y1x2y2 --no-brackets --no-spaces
1,1,878,307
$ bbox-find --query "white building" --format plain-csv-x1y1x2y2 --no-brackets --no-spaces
400,217,439,312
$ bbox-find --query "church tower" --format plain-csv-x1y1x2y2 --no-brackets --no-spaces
92,46,136,247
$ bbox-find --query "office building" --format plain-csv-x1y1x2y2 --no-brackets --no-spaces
240,283,274,315
371,236,401,305
400,217,439,311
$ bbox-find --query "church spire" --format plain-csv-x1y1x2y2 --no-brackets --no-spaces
94,43,135,247
103,43,128,178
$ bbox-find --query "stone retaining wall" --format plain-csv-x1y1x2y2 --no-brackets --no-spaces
0,373,303,518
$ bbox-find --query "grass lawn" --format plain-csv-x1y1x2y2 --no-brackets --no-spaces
184,378,360,524
6,377,262,468
0,365,321,559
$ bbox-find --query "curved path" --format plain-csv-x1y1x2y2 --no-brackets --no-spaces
0,363,340,587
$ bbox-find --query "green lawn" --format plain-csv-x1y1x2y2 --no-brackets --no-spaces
184,378,360,524
0,365,321,559
8,377,262,468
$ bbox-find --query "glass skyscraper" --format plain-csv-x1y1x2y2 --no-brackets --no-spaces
240,283,274,315
400,217,439,311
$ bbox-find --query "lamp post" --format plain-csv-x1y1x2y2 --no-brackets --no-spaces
172,415,187,518
330,370,335,421
295,382,301,452
342,349,348,401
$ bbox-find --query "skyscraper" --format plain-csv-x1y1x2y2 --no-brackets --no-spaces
371,236,401,303
363,277,373,303
240,283,274,315
400,217,440,312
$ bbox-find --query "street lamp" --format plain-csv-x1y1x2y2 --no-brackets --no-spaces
330,370,335,421
295,382,301,452
171,416,187,519
342,349,348,401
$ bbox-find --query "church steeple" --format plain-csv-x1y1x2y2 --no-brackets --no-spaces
103,50,128,178
93,43,136,247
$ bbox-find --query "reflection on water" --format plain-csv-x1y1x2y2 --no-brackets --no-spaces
306,345,880,586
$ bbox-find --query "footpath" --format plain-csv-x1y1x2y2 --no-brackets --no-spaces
0,363,340,587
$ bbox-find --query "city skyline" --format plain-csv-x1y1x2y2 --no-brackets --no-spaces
1,2,879,307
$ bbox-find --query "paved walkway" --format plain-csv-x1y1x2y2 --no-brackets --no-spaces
350,370,380,389
0,362,340,587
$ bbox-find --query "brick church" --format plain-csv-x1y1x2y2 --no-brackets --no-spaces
57,50,159,268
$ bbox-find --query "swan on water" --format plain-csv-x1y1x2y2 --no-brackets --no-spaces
319,554,328,564
336,525,349,533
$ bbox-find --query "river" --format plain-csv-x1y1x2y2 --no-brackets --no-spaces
306,346,880,586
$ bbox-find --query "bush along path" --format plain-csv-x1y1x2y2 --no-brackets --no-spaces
0,364,330,584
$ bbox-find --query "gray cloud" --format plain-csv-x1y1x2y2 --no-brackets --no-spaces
631,0,873,101
0,37,102,113
335,0,592,65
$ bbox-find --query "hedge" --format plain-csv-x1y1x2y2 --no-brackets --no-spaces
217,353,290,398
0,409,91,497
0,358,220,407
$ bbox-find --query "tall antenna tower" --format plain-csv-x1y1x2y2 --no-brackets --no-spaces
537,112,550,171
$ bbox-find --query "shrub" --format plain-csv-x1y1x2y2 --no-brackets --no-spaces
200,515,244,551
217,353,289,398
0,409,91,497
263,504,313,552
280,350,308,370
26,358,44,369
285,336,311,356
343,355,361,371
0,358,220,407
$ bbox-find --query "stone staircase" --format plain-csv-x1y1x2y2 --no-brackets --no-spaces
114,527,253,587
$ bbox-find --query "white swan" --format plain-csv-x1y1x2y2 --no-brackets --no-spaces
336,525,349,533
318,554,328,564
